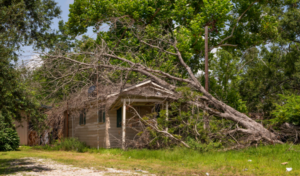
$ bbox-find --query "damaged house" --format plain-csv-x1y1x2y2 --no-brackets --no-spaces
14,105,52,146
53,80,177,149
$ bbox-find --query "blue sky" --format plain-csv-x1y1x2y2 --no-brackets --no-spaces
19,0,103,62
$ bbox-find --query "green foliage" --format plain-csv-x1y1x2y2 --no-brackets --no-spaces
37,138,89,153
0,0,60,135
238,43,300,116
0,114,19,151
186,137,222,152
271,94,300,125
65,0,278,75
0,56,47,134
208,49,249,113
0,0,61,59
234,0,300,116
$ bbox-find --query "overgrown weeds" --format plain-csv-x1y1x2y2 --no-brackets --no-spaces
35,138,88,152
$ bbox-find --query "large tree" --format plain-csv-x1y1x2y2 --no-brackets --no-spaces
238,0,300,115
36,0,294,148
0,0,60,150
66,0,278,70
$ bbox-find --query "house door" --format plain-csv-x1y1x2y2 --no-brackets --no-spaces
64,111,69,138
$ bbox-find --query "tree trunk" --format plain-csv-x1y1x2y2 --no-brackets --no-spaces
45,38,283,144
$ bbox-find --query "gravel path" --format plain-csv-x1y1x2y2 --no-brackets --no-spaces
6,157,153,176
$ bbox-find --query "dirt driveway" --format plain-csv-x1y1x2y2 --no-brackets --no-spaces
5,157,153,176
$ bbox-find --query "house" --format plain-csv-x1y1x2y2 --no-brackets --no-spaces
14,106,52,146
14,112,29,145
63,80,177,149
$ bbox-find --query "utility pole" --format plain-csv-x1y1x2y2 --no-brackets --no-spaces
205,26,209,92
204,26,209,130
97,62,99,150
66,101,69,138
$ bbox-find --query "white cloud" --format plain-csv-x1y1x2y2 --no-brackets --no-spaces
25,54,43,70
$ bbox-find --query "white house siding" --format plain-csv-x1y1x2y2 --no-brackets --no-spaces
69,108,106,148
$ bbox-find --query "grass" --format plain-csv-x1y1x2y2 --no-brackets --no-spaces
1,144,300,175
36,138,89,152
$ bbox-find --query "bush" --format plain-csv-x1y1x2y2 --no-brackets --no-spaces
271,94,300,125
0,127,20,151
0,113,20,151
40,138,89,152
186,137,222,152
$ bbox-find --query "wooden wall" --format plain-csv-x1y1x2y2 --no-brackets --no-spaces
69,106,153,148
107,109,120,148
15,120,28,145
68,108,106,148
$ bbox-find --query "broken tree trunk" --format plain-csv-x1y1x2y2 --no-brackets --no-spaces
107,43,282,144
44,37,283,145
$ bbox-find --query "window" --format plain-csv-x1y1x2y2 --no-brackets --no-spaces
88,85,96,98
79,109,86,125
98,107,106,123
117,107,122,128
155,104,161,118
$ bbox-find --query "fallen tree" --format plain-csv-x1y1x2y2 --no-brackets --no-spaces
40,15,284,147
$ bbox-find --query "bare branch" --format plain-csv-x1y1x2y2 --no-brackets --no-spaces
127,104,190,148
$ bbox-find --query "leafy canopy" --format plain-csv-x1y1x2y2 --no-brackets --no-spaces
0,0,61,139
65,0,278,73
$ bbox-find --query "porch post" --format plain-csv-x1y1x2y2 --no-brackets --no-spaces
122,100,126,150
105,109,111,149
166,101,169,132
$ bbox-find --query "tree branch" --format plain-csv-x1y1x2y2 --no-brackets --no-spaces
212,0,260,48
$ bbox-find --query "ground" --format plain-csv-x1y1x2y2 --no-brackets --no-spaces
1,145,300,175
4,157,151,176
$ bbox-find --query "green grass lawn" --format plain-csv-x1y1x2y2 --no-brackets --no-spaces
1,144,300,175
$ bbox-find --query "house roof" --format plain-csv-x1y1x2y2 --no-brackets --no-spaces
108,80,176,110
106,80,174,98
80,80,176,110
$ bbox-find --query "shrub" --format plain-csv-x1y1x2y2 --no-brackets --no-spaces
41,138,89,152
186,137,222,152
271,94,300,125
59,138,88,152
0,127,20,151
0,113,20,151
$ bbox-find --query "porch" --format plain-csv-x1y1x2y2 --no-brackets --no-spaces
110,98,169,149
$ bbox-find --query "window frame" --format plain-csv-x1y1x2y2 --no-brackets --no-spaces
79,109,86,126
117,107,122,128
98,106,106,124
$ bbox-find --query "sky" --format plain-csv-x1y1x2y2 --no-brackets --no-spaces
19,0,103,63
